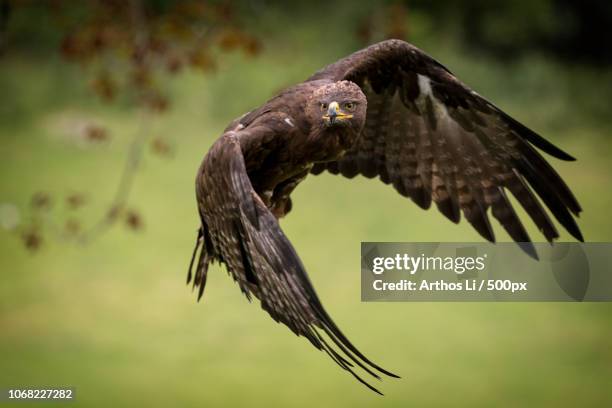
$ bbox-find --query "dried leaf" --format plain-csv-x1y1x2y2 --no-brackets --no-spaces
188,50,216,72
83,124,109,142
151,137,173,157
146,37,168,54
60,32,86,60
214,3,235,22
125,210,143,231
90,72,116,101
22,229,43,252
243,37,262,57
356,17,373,44
165,55,183,74
66,193,87,209
386,4,409,40
131,44,148,65
131,66,152,89
143,93,170,113
31,192,52,210
218,29,243,51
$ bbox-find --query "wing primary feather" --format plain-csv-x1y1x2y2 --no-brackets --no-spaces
319,328,386,395
492,187,538,259
517,242,539,260
319,341,352,371
451,122,528,246
314,308,400,379
320,324,382,380
315,333,355,369
346,368,384,396
468,123,561,242
499,110,577,161
517,141,582,214
506,169,559,242
518,158,584,241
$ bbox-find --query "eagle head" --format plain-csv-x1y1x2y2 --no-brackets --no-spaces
310,81,367,132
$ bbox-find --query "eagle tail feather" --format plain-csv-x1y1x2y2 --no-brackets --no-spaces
186,227,203,285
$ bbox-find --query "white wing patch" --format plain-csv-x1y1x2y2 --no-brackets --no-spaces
417,74,432,98
284,117,295,127
416,74,450,120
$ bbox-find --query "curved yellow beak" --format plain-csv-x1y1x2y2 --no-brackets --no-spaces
323,101,352,124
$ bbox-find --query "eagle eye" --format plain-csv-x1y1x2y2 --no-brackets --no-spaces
344,102,355,111
320,102,328,111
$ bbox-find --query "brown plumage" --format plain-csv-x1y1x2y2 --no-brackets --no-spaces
188,39,582,393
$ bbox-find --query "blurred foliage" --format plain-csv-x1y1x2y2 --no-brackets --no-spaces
1,0,263,250
384,0,612,64
4,0,262,108
1,0,611,248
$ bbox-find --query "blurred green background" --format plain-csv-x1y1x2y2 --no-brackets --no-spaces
1,1,612,407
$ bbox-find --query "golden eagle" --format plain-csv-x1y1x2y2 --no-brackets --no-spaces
187,39,582,393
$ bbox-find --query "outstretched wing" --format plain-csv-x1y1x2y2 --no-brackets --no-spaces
309,39,582,253
190,130,397,394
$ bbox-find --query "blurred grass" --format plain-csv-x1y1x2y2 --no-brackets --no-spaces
1,10,612,408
